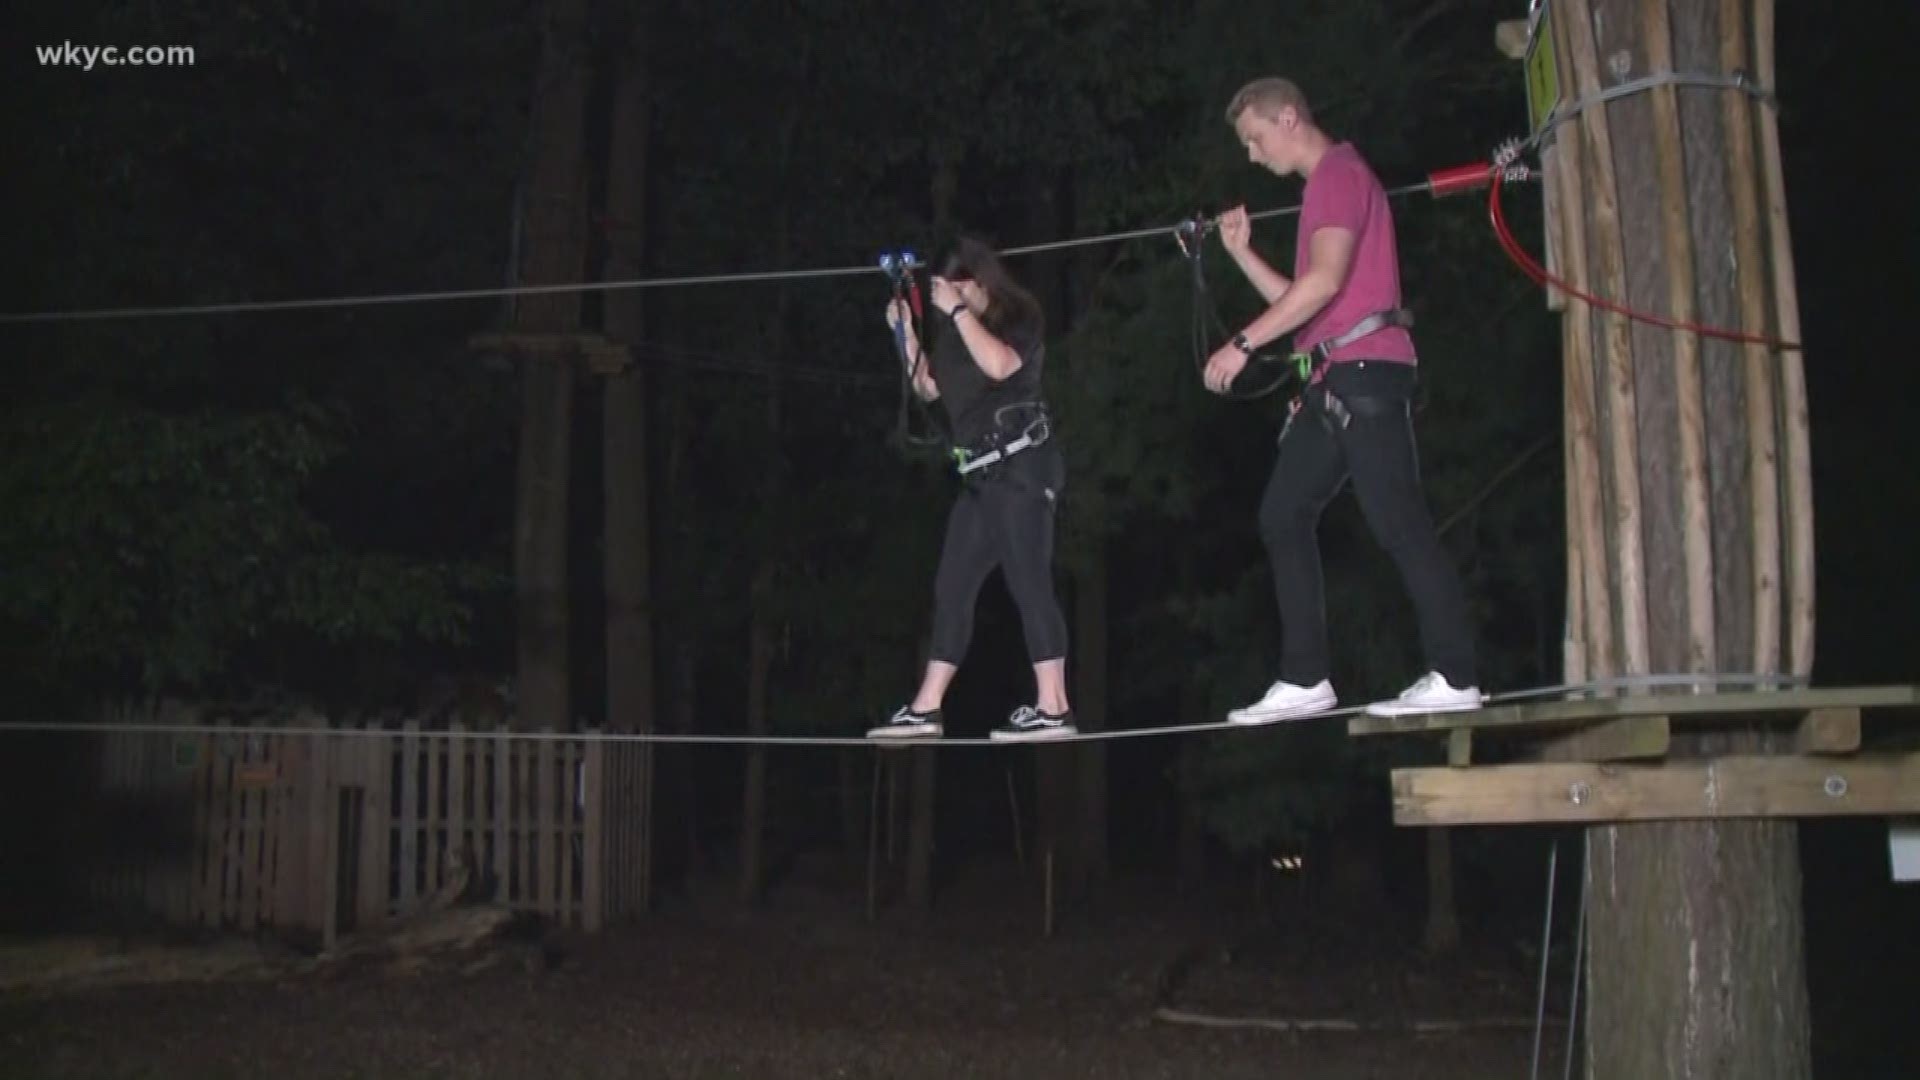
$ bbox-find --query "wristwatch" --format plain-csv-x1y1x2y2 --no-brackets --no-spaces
1231,332,1254,355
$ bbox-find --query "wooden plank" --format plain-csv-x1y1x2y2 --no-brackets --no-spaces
447,723,467,890
510,734,526,903
273,734,305,929
584,735,604,931
1533,716,1671,763
1795,708,1861,755
296,733,327,937
189,732,214,926
358,728,390,927
319,735,341,953
537,732,555,917
1446,728,1473,767
237,734,260,932
217,729,241,928
493,728,509,905
1391,752,1920,826
424,730,442,895
256,733,279,929
1349,684,1920,737
397,721,418,908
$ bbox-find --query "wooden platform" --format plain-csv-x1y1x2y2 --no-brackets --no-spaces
1347,684,1920,826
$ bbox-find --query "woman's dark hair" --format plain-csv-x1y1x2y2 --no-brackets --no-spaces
938,236,1044,335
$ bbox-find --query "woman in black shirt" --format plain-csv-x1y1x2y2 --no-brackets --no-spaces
867,238,1075,743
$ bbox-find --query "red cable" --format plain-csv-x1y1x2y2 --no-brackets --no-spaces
1484,168,1801,351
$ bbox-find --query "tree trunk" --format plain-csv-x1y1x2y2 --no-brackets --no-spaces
738,561,775,905
1073,534,1110,895
737,64,807,906
601,6,655,914
904,144,960,914
662,344,702,879
1552,2,1812,1076
511,0,592,734
838,749,865,865
904,745,937,911
1055,167,1110,905
1422,828,1460,954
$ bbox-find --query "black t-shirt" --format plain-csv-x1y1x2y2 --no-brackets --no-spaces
926,305,1046,446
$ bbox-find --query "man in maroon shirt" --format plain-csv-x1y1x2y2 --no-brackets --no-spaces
1203,77,1483,721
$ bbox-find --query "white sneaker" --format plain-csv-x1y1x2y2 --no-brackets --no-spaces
1227,679,1338,725
1364,672,1485,717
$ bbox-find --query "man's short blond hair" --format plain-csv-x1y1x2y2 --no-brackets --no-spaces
1225,77,1312,126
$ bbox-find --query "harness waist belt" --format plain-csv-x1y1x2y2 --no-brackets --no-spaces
1305,307,1414,363
953,408,1052,476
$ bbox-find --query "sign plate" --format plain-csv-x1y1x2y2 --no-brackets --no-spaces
1525,3,1561,136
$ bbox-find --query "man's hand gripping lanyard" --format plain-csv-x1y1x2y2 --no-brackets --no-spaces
1173,214,1303,402
1173,214,1412,414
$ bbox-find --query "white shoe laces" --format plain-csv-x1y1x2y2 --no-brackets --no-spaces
1404,672,1444,698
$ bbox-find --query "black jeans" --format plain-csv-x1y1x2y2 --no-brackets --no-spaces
1258,361,1477,688
928,444,1069,665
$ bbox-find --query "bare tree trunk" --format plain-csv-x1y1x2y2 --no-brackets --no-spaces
739,560,775,905
662,342,702,879
511,0,592,734
737,62,807,906
1553,2,1813,1076
601,5,655,914
1073,535,1109,895
1422,828,1460,954
838,749,866,865
1054,166,1110,906
904,145,960,913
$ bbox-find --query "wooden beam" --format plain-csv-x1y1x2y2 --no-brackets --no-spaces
1348,684,1920,737
1794,707,1861,755
1447,728,1473,767
1533,715,1670,763
1495,19,1529,60
1390,752,1920,826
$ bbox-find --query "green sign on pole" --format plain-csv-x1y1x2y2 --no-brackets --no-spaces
1524,3,1561,136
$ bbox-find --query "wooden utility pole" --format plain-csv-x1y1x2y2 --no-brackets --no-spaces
510,0,593,734
1530,0,1815,1074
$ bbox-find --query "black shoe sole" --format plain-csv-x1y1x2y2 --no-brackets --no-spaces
989,725,1077,742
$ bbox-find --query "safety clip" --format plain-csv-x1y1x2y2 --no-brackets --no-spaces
1172,214,1214,259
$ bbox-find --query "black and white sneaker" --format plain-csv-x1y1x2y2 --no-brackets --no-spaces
989,705,1076,742
868,705,943,740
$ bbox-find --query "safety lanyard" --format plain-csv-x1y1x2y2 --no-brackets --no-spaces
879,249,945,451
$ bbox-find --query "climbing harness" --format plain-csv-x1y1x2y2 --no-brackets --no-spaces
951,401,1052,479
878,249,947,452
877,251,1052,476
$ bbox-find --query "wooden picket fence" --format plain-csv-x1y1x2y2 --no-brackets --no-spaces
84,714,649,946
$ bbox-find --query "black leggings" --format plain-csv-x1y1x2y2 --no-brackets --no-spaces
927,444,1069,666
1258,361,1477,687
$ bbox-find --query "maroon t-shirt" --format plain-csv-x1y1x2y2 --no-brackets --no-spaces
1294,142,1417,375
